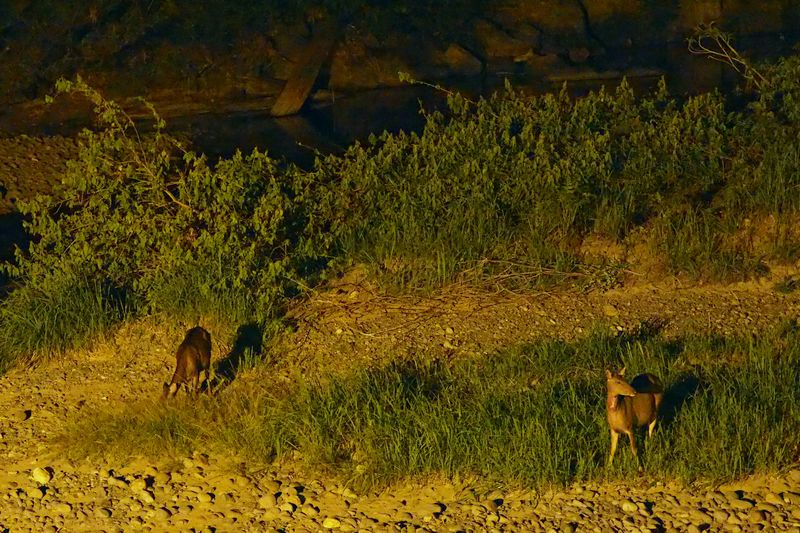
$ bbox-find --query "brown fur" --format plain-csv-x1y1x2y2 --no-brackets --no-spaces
162,326,212,399
605,367,663,468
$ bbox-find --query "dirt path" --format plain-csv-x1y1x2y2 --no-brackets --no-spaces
2,280,800,531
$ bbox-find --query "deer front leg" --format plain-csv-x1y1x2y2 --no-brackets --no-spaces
608,430,620,466
626,430,642,470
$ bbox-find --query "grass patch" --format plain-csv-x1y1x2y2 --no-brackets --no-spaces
0,275,128,371
60,323,800,489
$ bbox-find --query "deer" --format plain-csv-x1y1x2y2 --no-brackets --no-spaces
162,326,212,399
605,367,663,468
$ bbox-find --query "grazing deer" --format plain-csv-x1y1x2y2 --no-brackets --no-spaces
605,367,663,468
162,326,212,399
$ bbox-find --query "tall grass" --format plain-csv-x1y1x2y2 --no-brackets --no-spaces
61,324,800,488
0,276,127,371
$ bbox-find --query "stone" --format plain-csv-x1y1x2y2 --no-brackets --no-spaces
155,507,172,520
31,467,52,485
621,500,638,514
197,492,213,504
785,492,800,505
258,494,278,508
442,44,482,77
94,507,112,518
748,508,767,523
473,18,532,59
53,502,72,515
302,503,319,516
323,517,342,529
731,499,754,510
415,502,445,518
130,478,147,492
603,304,619,317
26,487,44,499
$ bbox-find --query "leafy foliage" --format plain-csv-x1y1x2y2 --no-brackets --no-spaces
3,52,800,367
1,78,335,367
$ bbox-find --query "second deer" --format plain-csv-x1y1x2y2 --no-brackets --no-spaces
162,326,212,399
605,367,663,468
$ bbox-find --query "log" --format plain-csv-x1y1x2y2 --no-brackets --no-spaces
271,19,338,117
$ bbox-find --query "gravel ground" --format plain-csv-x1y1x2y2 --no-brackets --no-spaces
1,280,800,532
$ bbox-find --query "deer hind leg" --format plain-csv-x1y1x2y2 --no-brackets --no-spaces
608,430,620,466
191,374,201,397
204,368,212,396
626,430,642,470
647,418,658,439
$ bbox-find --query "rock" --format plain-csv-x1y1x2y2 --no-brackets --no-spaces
261,479,281,494
130,478,147,492
26,487,44,499
568,47,591,63
14,409,32,422
415,502,445,518
262,508,281,521
713,510,730,522
621,500,638,514
764,493,783,506
785,492,800,505
279,502,296,513
748,508,766,523
94,507,112,518
258,494,278,508
603,304,619,317
473,18,532,59
155,507,172,520
53,502,71,515
139,490,155,504
302,503,319,516
442,44,482,77
197,492,214,504
323,517,342,529
731,499,754,510
31,467,52,484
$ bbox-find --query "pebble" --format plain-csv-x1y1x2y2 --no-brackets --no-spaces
323,517,342,529
31,467,52,485
258,494,277,508
621,500,638,514
52,502,71,514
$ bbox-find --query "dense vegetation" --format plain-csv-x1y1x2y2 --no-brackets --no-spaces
2,51,800,368
62,324,800,487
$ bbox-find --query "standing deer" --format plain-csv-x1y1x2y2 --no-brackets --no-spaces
162,326,212,399
605,367,663,468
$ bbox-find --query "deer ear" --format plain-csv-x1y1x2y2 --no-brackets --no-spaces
619,366,626,376
605,369,612,379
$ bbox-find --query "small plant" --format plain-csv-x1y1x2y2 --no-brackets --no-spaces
774,275,800,294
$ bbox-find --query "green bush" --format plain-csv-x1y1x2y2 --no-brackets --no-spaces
0,79,335,367
4,53,800,367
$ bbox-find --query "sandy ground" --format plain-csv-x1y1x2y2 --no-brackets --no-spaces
1,279,800,531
